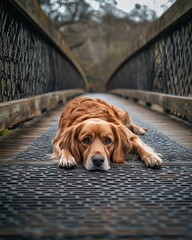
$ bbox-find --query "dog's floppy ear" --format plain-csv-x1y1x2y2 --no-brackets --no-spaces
110,124,132,164
59,124,82,162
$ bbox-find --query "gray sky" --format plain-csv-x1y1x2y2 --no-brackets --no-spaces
90,0,175,17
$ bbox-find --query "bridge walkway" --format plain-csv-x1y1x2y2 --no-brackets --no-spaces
0,93,192,239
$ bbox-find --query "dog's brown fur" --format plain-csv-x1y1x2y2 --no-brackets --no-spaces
52,97,162,170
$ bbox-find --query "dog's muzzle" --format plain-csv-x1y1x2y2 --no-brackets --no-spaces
91,154,104,168
85,154,111,171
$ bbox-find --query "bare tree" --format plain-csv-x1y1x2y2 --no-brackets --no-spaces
37,0,174,91
37,0,93,27
37,0,117,28
129,4,157,22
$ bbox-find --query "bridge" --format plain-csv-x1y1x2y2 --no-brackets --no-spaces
0,0,192,239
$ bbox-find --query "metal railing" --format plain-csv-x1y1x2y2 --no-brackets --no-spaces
0,0,89,131
106,0,192,121
0,0,88,103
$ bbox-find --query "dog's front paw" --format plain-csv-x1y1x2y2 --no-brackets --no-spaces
59,155,77,169
144,154,163,168
134,127,147,135
131,124,148,135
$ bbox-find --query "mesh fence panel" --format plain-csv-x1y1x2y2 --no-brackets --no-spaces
106,15,192,97
0,1,85,103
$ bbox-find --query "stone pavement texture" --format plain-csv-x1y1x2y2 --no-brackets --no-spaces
0,94,192,239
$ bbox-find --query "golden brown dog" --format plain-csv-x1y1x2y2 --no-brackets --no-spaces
52,97,162,171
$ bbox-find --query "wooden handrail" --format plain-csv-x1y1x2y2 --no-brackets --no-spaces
0,89,85,131
110,89,192,117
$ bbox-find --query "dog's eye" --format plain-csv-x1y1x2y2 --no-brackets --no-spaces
103,137,112,145
82,137,91,145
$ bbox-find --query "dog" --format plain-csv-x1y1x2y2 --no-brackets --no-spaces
52,97,162,171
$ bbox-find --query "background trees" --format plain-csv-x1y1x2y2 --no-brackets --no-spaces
37,0,175,91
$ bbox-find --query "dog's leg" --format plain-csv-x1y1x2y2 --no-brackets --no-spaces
130,124,148,135
130,135,162,168
116,109,148,135
54,148,77,169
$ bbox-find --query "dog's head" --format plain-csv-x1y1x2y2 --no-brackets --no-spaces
61,118,132,171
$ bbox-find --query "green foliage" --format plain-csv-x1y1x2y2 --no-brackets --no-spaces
0,129,11,136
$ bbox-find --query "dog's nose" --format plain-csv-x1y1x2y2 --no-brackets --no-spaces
92,155,104,167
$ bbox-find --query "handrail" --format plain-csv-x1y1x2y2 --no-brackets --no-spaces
0,0,89,104
8,0,88,89
107,0,192,83
106,0,192,121
0,89,85,131
0,0,89,130
110,89,192,118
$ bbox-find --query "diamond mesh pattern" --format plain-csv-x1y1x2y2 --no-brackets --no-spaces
106,15,192,97
0,1,85,103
